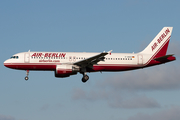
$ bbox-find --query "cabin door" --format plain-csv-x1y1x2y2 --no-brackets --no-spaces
24,53,30,63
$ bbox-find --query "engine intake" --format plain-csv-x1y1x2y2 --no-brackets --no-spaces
55,65,80,78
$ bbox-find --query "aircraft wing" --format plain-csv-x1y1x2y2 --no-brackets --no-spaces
74,50,112,68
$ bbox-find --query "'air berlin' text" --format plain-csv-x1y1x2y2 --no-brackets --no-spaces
151,28,170,51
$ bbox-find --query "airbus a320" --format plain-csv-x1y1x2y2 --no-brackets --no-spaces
4,27,176,82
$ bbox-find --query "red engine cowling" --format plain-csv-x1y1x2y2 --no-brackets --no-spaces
55,65,80,78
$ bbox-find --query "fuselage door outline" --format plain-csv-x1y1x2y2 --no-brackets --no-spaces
24,53,30,63
138,54,143,65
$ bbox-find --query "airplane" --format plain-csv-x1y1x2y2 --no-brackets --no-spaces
4,27,176,83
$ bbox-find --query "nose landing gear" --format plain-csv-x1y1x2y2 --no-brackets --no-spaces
25,70,29,80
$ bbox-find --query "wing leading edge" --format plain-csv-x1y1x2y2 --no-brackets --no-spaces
74,50,112,68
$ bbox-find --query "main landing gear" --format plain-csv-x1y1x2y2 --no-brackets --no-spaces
81,73,89,83
25,70,29,81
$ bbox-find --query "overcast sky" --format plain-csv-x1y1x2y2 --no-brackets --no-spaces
1,0,180,120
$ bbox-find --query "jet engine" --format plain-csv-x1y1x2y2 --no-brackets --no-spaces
55,65,80,77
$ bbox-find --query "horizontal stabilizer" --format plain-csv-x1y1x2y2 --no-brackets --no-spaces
153,54,176,63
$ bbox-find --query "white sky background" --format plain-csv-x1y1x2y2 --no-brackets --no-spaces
0,0,180,120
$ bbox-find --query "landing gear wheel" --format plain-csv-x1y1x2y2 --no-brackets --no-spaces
82,75,89,83
25,76,29,81
25,70,29,81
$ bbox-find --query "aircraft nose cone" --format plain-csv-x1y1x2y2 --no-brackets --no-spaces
4,59,10,68
4,59,16,69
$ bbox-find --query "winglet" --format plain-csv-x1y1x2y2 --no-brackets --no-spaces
108,50,113,53
108,50,112,55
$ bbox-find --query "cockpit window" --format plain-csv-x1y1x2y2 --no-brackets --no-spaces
10,56,19,59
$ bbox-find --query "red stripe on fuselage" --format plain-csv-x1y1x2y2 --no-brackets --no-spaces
4,63,57,70
4,63,141,72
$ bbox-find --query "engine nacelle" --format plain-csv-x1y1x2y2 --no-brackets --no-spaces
55,65,80,78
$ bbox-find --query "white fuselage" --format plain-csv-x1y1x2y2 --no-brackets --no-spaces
4,52,145,71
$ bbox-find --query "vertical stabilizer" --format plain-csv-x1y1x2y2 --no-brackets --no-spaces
140,27,173,58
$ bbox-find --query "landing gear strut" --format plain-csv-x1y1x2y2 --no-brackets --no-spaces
81,73,89,83
25,70,29,80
